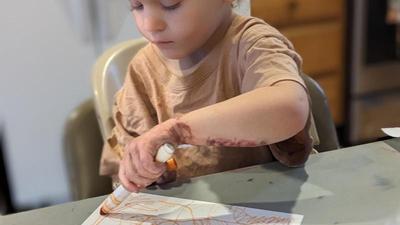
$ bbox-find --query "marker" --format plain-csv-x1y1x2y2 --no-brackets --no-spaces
99,143,177,215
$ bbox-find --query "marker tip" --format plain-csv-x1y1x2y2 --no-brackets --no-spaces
100,207,107,215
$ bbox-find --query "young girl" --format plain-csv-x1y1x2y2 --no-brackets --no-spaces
100,0,315,192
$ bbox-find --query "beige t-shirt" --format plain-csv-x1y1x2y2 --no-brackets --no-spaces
100,14,314,180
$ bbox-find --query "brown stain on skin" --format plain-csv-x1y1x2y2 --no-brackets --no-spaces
175,121,193,143
173,119,268,147
206,137,260,147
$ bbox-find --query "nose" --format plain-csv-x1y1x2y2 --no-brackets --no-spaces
143,14,166,33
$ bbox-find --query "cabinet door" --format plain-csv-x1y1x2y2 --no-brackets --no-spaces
280,21,344,76
251,0,344,27
350,93,400,143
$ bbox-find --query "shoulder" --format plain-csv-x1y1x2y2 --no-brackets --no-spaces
228,14,302,71
229,14,295,52
126,43,166,82
128,43,155,72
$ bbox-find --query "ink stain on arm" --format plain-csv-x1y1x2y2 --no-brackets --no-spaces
206,137,262,147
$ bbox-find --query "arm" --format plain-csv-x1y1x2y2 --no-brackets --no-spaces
175,80,309,147
119,32,311,191
119,80,310,192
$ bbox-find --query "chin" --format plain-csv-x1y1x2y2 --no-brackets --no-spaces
158,49,189,60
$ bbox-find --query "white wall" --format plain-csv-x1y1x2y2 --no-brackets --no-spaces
0,0,249,209
0,1,94,208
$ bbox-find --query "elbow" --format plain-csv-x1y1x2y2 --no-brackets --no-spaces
270,141,312,167
284,151,310,167
282,96,309,138
270,98,313,167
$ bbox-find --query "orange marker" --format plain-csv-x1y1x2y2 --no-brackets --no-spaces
100,143,176,215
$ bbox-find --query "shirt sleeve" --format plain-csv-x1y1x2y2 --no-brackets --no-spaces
240,29,305,93
99,61,157,176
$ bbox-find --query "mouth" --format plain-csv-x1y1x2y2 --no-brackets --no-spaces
153,41,173,44
152,40,174,47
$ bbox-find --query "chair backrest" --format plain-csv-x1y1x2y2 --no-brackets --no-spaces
301,74,340,151
92,38,148,141
63,99,112,200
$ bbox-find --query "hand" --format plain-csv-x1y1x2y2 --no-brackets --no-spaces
118,119,180,192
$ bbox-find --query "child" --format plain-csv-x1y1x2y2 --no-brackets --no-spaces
100,0,315,192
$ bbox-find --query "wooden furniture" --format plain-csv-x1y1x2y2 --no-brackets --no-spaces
251,0,346,125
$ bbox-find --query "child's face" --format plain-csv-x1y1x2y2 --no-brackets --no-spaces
130,0,233,59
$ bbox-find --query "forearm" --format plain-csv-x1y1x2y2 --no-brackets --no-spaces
174,81,309,147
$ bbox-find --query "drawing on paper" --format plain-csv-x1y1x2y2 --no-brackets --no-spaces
82,193,303,225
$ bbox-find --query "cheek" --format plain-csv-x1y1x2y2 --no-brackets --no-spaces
174,22,197,39
135,17,149,40
133,15,149,39
171,15,211,42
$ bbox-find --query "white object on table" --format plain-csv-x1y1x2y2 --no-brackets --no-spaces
382,127,400,137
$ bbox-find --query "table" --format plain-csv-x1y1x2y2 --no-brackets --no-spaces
1,138,400,225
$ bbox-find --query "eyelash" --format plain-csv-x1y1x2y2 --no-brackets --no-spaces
129,1,181,11
163,2,181,11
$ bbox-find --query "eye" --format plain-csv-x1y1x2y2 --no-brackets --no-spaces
162,2,181,11
129,0,143,11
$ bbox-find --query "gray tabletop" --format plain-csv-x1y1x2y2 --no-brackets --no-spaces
2,138,400,225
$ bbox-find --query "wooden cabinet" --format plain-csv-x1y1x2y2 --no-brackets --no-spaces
251,0,346,124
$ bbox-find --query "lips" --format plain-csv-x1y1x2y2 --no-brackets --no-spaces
152,41,173,44
152,40,174,48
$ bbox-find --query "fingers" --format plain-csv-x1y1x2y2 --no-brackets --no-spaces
139,150,166,175
118,162,140,193
122,143,166,188
130,151,162,187
123,152,153,188
119,119,178,190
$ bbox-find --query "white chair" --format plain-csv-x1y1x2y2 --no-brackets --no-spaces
63,99,112,200
92,38,148,141
63,39,148,200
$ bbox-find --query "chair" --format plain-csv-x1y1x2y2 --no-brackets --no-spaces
92,38,148,140
301,74,340,151
63,99,112,200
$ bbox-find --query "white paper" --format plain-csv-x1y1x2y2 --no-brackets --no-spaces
382,127,400,138
82,193,303,225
